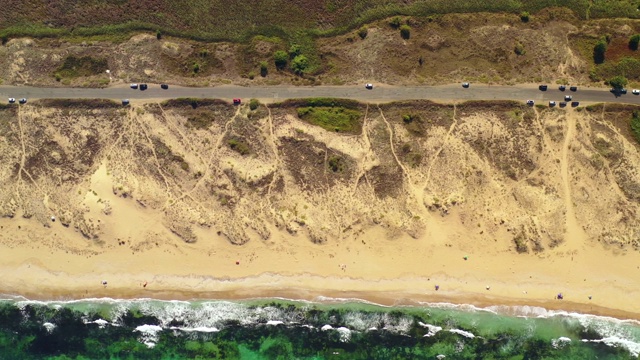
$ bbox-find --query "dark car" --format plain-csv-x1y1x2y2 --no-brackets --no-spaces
571,101,579,107
161,84,169,90
139,83,148,91
559,101,567,108
526,100,534,106
569,86,578,92
122,99,130,106
462,82,470,88
233,98,241,105
621,88,627,94
365,83,373,90
19,98,27,104
559,85,566,91
539,84,548,91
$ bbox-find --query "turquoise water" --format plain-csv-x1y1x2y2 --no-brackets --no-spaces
0,295,638,359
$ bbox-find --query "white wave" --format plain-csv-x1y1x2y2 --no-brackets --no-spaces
85,319,109,328
42,322,56,333
266,320,284,326
134,325,163,348
583,337,640,358
321,325,333,331
336,327,351,342
419,322,443,337
169,326,220,333
449,329,475,338
551,337,572,349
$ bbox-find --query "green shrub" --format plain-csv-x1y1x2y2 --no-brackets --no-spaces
156,30,162,40
274,50,288,69
594,39,607,64
291,55,309,74
389,16,402,29
228,138,250,155
249,99,260,110
259,61,268,77
193,62,200,73
514,42,525,55
328,156,344,172
357,26,368,39
400,25,411,39
608,75,628,89
520,11,530,22
289,44,302,58
630,34,640,51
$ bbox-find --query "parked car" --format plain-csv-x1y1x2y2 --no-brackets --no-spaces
526,100,534,106
559,85,566,91
571,101,580,107
621,88,628,94
633,89,640,95
564,95,572,101
559,101,567,107
569,86,578,92
19,98,27,104
549,101,556,107
130,83,138,89
161,84,169,90
233,98,242,104
139,83,148,90
8,98,15,104
122,99,130,106
539,84,548,91
365,83,373,89
462,82,470,88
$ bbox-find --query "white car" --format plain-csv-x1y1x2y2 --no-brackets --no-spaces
365,83,373,89
462,82,470,88
8,98,15,104
130,83,138,89
549,101,556,107
564,95,572,101
633,89,640,95
526,100,534,106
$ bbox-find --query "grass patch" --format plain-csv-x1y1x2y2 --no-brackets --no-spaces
595,57,640,82
161,98,229,108
35,99,121,108
55,56,108,79
297,106,362,133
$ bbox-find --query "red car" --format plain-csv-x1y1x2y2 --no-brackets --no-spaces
233,98,241,104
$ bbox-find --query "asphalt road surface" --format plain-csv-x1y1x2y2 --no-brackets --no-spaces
1,84,639,105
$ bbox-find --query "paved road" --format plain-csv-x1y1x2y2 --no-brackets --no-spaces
0,84,639,105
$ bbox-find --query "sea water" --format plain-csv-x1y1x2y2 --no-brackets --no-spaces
0,295,638,359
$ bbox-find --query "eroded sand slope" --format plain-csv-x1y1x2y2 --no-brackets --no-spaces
0,99,638,252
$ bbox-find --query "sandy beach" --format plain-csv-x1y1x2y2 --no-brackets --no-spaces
2,206,640,320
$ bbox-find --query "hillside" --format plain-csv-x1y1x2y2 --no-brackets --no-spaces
1,99,639,254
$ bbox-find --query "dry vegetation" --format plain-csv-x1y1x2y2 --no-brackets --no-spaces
1,99,639,254
1,9,640,87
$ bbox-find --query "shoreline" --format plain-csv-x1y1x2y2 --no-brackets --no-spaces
3,270,640,322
